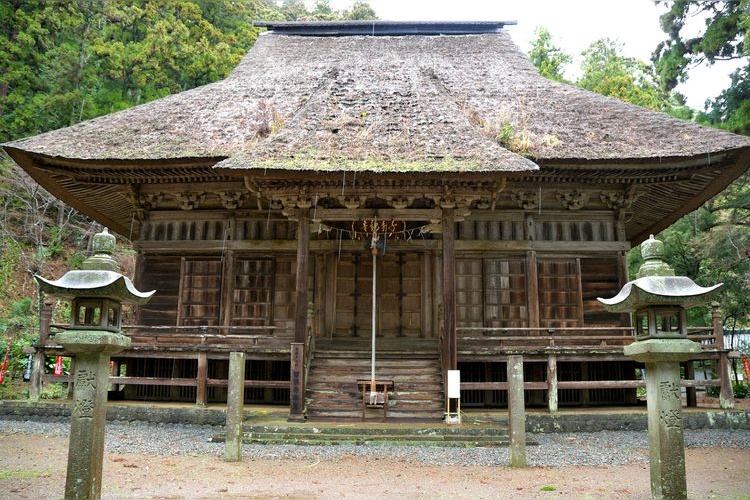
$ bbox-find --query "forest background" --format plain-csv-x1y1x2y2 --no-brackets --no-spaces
0,0,747,392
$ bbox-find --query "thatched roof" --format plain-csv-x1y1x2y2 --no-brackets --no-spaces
7,24,749,167
3,21,749,240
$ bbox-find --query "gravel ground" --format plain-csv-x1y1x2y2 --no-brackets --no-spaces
4,418,750,467
4,418,750,498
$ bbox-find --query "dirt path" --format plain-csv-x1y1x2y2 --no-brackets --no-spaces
2,434,749,499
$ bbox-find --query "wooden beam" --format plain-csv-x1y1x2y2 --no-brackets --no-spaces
312,208,441,222
135,238,630,254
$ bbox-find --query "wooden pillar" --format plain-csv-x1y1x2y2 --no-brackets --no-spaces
196,352,208,406
684,361,697,407
526,251,540,329
294,210,310,344
433,252,442,343
547,354,558,412
712,303,734,409
314,254,325,338
31,299,55,399
442,209,456,371
221,249,235,331
422,252,432,338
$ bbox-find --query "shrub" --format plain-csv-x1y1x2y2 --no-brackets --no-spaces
733,381,750,399
39,383,67,399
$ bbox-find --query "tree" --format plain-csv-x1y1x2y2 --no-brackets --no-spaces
528,27,571,82
578,38,670,112
702,66,750,134
272,0,377,21
343,2,378,20
653,0,750,132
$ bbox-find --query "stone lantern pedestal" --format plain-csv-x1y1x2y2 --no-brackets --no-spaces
55,331,131,499
624,339,700,499
36,229,154,499
599,235,722,500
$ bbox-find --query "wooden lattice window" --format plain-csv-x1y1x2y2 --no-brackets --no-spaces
232,258,274,327
537,258,583,328
177,258,223,326
485,259,527,328
456,258,528,329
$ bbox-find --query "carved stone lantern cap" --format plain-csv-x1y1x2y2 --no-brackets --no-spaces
34,228,154,305
597,234,722,313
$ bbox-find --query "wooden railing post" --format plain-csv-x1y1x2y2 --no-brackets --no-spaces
196,352,208,406
31,298,55,399
712,302,734,409
684,361,697,407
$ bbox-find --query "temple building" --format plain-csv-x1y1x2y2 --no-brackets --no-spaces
4,21,748,420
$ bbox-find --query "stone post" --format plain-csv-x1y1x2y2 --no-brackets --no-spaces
547,354,558,412
56,331,131,499
507,354,526,467
224,352,246,461
625,340,700,500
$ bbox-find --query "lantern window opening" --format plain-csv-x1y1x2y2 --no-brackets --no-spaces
634,306,687,340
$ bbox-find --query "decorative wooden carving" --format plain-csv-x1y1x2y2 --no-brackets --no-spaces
556,190,589,210
386,196,414,209
510,191,538,210
180,192,206,210
600,189,640,210
219,191,246,210
338,195,366,209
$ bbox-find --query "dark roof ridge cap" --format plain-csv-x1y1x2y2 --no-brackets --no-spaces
253,20,517,36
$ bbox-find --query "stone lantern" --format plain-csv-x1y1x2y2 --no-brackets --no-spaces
598,235,721,500
35,228,154,500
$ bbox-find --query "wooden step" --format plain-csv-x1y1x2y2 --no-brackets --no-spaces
306,346,444,421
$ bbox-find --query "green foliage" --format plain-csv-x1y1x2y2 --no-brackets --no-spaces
343,2,378,21
539,485,557,492
39,382,67,400
651,171,750,329
578,38,670,112
734,381,750,399
0,240,21,302
528,27,571,82
654,0,748,90
702,65,750,135
653,0,750,133
269,0,377,21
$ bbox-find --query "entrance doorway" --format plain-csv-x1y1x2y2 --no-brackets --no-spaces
332,251,424,338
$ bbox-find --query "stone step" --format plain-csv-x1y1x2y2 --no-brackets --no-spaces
211,422,517,446
239,433,508,447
